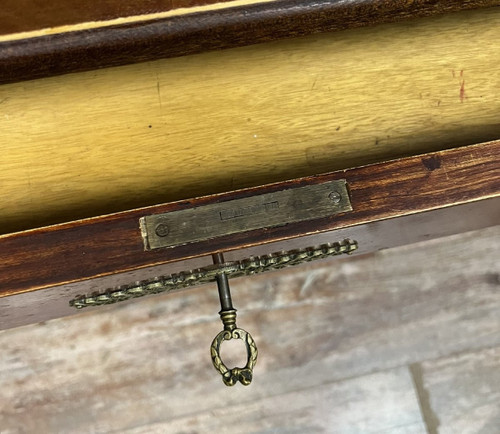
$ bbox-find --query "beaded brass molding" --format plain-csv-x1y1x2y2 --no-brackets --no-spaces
69,239,358,309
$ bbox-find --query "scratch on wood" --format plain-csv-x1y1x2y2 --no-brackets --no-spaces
460,80,466,103
299,270,321,297
156,73,163,109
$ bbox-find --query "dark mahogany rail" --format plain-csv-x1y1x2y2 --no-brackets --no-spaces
0,0,498,83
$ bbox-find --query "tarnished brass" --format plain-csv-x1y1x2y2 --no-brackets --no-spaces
70,239,358,309
210,252,258,386
140,179,352,250
69,239,358,386
211,321,258,386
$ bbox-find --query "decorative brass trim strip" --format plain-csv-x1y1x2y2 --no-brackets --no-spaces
69,238,358,309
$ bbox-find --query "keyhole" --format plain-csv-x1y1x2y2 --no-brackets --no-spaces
220,338,247,368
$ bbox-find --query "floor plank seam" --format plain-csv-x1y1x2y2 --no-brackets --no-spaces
409,362,441,434
155,343,500,424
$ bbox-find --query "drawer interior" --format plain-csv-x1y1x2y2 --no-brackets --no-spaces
1,7,499,235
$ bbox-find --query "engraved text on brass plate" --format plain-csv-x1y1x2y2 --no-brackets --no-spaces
140,179,352,250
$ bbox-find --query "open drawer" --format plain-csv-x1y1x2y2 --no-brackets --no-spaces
0,0,499,331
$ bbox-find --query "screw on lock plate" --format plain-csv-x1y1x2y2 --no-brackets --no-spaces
210,253,258,386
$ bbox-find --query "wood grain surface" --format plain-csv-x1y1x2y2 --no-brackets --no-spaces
0,0,276,40
1,1,498,83
1,7,499,235
0,0,231,34
0,226,498,432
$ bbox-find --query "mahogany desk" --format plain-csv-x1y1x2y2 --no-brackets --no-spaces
0,1,498,333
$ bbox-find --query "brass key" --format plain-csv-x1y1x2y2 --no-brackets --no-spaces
210,253,258,386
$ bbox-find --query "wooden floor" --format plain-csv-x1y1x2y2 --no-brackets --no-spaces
0,225,499,433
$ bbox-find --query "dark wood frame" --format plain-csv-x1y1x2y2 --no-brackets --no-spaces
1,140,498,329
0,0,498,84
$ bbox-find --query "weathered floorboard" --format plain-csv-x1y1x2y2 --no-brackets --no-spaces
418,346,500,434
0,226,498,432
128,367,426,434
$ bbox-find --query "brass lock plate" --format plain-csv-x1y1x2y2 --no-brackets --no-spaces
140,179,351,250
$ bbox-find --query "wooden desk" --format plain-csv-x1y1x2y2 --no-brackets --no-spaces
0,1,498,329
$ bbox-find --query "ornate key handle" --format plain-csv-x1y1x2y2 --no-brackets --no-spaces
210,253,258,386
211,311,258,386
